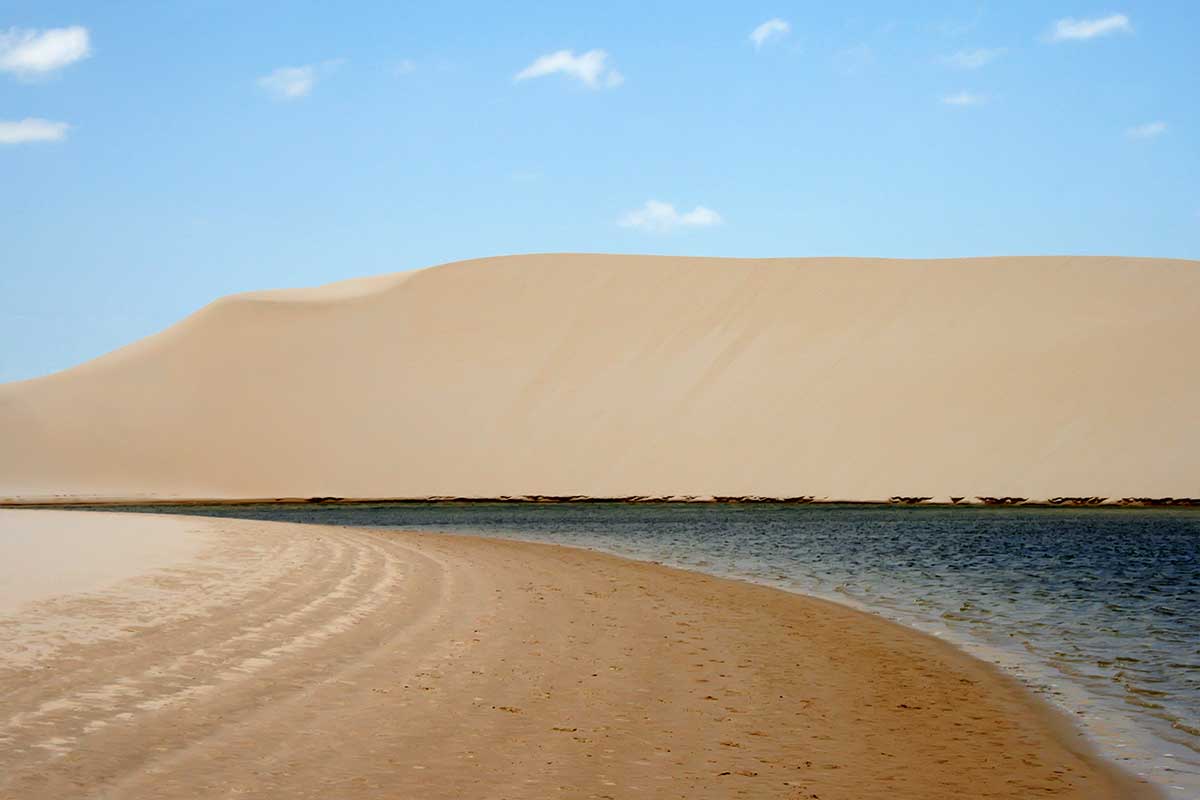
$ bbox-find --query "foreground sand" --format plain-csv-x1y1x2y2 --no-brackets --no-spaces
0,511,211,614
0,511,1156,799
3,255,1199,503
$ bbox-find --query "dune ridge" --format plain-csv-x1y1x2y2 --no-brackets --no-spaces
2,254,1198,502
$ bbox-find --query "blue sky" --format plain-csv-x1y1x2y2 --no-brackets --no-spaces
1,1,1197,382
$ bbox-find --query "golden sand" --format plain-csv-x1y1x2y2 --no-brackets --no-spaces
0,511,1156,799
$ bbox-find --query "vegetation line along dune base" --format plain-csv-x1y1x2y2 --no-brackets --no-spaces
5,496,1200,508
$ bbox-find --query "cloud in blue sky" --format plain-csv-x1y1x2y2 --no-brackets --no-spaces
515,49,623,89
257,60,343,100
1127,121,1167,139
941,90,985,107
942,47,1005,69
0,26,90,77
258,65,317,99
0,117,69,144
618,201,722,233
749,19,791,50
1047,14,1132,42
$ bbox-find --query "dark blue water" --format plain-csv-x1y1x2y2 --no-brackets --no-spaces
102,503,1200,796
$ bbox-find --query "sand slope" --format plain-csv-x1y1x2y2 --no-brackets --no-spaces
0,511,1155,799
1,254,1198,501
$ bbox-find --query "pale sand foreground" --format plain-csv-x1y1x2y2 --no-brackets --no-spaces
2,255,1199,503
0,511,1156,799
0,511,211,614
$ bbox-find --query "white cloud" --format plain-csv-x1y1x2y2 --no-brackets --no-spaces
0,117,69,144
258,65,317,99
941,91,985,107
618,200,723,233
942,47,1005,69
394,59,416,76
1048,14,1132,42
1127,121,1167,139
514,49,623,89
256,61,343,100
0,26,90,77
750,18,791,49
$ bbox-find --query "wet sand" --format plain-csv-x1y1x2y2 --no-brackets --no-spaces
0,510,211,614
0,510,1157,799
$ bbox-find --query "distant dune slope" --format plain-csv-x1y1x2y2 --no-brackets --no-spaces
1,254,1198,501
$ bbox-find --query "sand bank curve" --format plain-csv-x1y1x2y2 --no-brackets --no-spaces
0,510,1157,799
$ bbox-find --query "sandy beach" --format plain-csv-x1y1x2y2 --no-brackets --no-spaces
0,510,1156,799
0,511,211,615
6,5,1195,798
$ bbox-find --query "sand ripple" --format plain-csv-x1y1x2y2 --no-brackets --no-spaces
0,512,1158,799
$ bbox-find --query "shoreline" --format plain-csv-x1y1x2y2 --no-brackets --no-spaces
5,496,1200,509
613,539,1193,797
0,510,1159,798
363,515,1196,797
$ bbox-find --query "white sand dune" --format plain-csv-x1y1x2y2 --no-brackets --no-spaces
1,254,1197,502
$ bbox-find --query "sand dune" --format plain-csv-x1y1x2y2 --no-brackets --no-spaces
1,254,1198,502
0,510,1155,799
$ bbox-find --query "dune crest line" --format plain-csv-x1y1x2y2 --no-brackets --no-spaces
2,254,1198,503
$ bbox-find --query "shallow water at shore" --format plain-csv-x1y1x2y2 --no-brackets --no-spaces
87,503,1199,797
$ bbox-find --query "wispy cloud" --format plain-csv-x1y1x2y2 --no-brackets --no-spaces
515,49,623,89
618,200,722,233
1127,121,1167,139
942,47,1005,69
0,26,90,77
257,60,342,100
941,91,985,107
749,18,791,50
393,59,416,76
258,66,316,99
0,117,69,144
1047,14,1132,42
